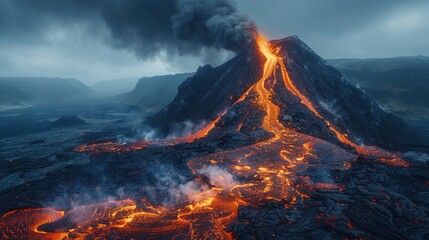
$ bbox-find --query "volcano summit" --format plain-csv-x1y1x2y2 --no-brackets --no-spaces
1,36,429,239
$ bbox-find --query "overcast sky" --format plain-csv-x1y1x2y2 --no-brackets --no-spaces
1,0,428,84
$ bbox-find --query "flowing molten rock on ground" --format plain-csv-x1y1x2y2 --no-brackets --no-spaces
1,36,429,239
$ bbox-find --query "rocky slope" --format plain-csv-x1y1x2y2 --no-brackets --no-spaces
114,73,193,114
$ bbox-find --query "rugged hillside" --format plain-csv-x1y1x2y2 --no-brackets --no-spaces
91,77,140,97
150,36,427,150
328,57,429,120
117,73,193,113
150,49,264,133
0,77,95,108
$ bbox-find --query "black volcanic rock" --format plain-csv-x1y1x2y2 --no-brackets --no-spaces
274,37,428,150
50,116,87,127
150,36,427,151
150,45,263,135
1,38,428,239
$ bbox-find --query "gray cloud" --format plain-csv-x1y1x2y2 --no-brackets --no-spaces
103,0,255,57
0,0,428,83
0,0,255,58
0,0,256,83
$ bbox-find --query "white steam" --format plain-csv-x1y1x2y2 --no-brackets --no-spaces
149,164,237,206
199,165,237,188
319,100,341,118
166,120,207,139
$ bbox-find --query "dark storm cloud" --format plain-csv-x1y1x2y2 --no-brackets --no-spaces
102,0,256,57
0,0,101,44
0,0,256,59
172,0,255,52
1,0,428,82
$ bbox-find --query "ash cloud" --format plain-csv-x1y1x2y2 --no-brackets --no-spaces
0,0,256,60
171,0,256,53
106,0,256,57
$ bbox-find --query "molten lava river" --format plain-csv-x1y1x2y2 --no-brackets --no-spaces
0,36,407,239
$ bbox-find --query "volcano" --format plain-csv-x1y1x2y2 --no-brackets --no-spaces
150,36,427,151
1,36,428,239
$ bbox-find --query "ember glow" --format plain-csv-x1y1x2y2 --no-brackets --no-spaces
0,35,411,239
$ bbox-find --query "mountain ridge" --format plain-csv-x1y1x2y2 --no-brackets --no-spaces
114,73,194,113
327,57,429,121
0,77,95,108
91,77,140,97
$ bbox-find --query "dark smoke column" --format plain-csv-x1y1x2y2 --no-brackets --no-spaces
171,0,257,53
101,0,256,58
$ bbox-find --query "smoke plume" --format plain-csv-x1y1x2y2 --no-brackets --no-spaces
199,166,237,188
1,0,257,60
146,164,237,207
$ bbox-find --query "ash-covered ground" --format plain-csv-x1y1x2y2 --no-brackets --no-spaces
0,101,148,208
1,102,429,239
1,113,428,239
1,37,429,240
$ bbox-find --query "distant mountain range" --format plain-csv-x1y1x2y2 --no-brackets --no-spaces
0,77,95,109
0,74,193,113
91,77,140,97
114,73,193,113
328,56,429,121
2,56,427,124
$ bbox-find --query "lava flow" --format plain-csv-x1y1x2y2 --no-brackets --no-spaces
0,35,410,239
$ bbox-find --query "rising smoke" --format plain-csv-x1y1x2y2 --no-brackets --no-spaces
1,0,257,60
146,164,237,207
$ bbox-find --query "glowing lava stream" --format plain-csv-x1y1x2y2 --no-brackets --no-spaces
74,36,285,153
279,60,364,152
0,208,66,240
254,35,285,140
0,35,406,239
76,34,395,158
256,35,401,158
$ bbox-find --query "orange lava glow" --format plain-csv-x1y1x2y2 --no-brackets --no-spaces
375,157,410,167
0,208,66,240
1,34,410,239
74,116,223,154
